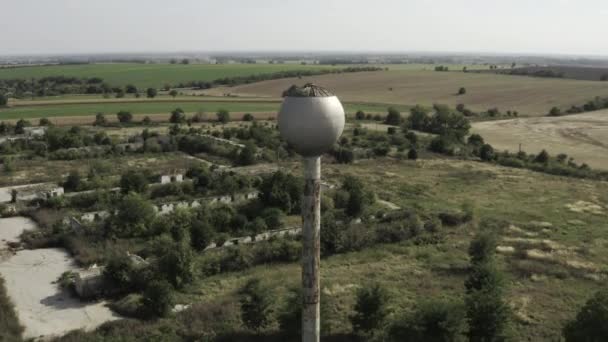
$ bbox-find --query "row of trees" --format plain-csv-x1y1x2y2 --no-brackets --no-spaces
233,227,511,341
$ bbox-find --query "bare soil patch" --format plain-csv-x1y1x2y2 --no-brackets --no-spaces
472,110,608,169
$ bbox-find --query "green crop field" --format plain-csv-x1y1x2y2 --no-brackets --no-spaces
0,100,407,120
0,63,339,89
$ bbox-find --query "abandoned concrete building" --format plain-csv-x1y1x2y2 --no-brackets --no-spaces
74,266,105,299
160,173,184,184
12,184,64,202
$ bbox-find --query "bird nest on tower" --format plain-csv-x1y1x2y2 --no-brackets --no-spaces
282,83,334,97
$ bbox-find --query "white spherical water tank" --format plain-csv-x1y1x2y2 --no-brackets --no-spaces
278,84,345,157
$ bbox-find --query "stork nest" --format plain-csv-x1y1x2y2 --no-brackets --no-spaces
282,83,334,97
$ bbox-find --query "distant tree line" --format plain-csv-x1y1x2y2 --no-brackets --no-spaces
180,66,383,89
548,96,608,116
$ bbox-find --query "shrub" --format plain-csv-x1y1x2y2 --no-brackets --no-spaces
103,254,136,294
239,278,273,332
387,300,466,342
355,110,366,120
190,220,214,251
549,106,561,116
242,113,254,121
120,170,149,194
373,144,390,157
563,288,608,342
479,144,495,161
216,109,230,124
534,149,549,164
351,283,390,334
467,134,484,146
146,88,157,98
468,232,497,265
116,111,133,123
405,131,418,146
407,148,418,160
343,176,372,218
458,87,466,95
385,107,402,125
158,242,196,289
169,108,186,124
63,170,82,192
141,280,173,318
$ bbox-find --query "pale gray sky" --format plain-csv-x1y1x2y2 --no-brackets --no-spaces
2,0,607,56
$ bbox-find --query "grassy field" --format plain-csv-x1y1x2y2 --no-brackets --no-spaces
189,158,608,341
472,109,608,170
0,63,338,89
207,69,608,116
84,156,606,342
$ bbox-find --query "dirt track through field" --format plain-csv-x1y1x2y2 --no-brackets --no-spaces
472,110,608,169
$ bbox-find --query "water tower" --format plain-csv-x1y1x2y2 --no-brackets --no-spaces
278,84,345,342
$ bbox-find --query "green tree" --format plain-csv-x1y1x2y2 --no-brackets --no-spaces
14,119,30,134
356,110,366,120
243,113,254,121
111,193,155,237
169,89,178,98
190,219,214,251
146,88,157,98
169,108,186,124
39,118,52,126
479,144,495,161
158,242,196,289
458,87,467,95
385,107,402,125
237,142,257,166
259,171,302,214
408,148,418,160
103,255,135,294
343,175,372,218
388,300,466,342
406,105,430,131
0,93,7,106
94,113,107,126
141,280,173,318
125,84,138,94
549,107,561,116
467,134,484,146
534,149,549,164
468,232,497,265
120,170,149,194
239,278,273,332
116,111,133,123
216,109,230,124
465,232,510,342
63,170,82,192
563,288,608,342
351,283,390,334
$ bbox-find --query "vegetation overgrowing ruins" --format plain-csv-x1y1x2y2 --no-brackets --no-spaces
1,56,608,342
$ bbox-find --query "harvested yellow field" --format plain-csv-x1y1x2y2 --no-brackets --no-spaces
472,110,608,169
208,70,608,116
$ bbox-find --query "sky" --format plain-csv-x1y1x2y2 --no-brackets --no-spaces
1,0,608,56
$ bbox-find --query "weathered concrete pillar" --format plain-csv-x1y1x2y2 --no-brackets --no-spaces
302,156,321,342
